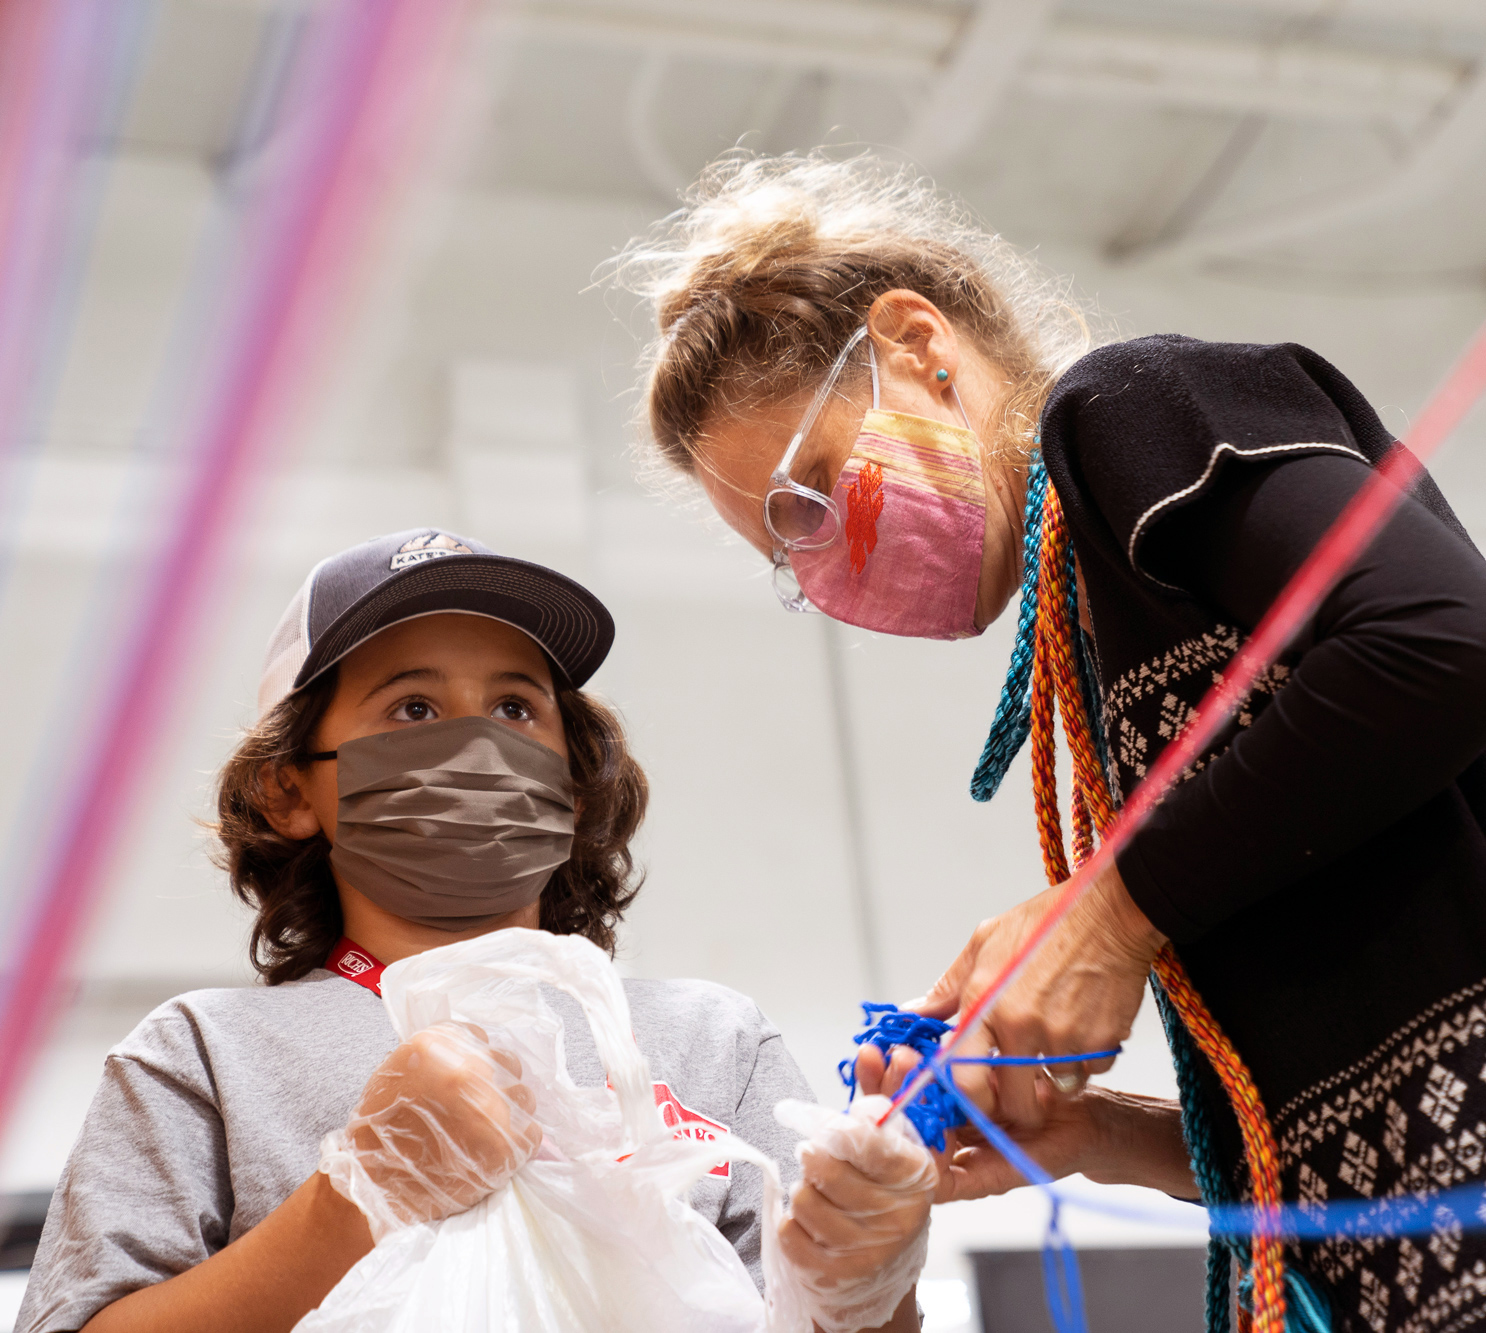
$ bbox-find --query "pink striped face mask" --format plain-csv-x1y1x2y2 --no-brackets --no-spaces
768,331,988,640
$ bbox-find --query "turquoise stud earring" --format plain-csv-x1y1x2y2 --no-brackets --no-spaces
936,368,949,382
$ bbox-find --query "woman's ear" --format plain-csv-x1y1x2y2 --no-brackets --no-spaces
866,289,960,386
257,763,324,841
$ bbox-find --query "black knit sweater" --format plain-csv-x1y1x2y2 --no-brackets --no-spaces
1041,334,1486,1330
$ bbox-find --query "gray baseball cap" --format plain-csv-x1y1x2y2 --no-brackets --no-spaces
257,529,614,716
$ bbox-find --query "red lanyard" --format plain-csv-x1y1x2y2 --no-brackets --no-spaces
326,936,386,997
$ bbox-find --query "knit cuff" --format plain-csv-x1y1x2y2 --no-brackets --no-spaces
1115,837,1209,946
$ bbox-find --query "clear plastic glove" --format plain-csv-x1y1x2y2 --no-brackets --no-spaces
319,1019,543,1241
773,1095,936,1333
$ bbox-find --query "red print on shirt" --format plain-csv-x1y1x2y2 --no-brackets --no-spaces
845,461,884,574
654,1082,731,1179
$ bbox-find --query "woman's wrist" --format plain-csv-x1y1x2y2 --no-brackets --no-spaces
1088,864,1166,965
1079,1087,1196,1197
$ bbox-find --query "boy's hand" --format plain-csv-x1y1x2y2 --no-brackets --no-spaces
774,1097,936,1333
854,1040,1096,1202
319,1020,543,1238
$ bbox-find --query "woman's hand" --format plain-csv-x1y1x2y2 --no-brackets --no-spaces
856,1048,1197,1202
854,1045,1097,1200
775,1097,937,1333
911,863,1165,1130
320,1020,544,1238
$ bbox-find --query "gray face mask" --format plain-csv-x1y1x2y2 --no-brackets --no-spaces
325,716,576,930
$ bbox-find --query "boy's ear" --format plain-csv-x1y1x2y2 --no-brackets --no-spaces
258,763,324,841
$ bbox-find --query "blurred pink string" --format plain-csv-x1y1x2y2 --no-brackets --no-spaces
0,0,478,1137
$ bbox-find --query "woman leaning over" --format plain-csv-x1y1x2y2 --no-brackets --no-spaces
613,152,1486,1332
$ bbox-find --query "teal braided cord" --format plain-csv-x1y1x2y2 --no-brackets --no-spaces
1153,977,1236,1333
971,459,1048,802
1282,1269,1332,1332
1237,1262,1332,1332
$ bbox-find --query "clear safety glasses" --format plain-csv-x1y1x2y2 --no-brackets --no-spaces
766,325,879,612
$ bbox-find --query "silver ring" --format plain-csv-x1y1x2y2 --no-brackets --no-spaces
1043,1064,1086,1095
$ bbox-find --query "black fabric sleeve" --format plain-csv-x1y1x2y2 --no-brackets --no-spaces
1040,334,1472,588
1115,451,1486,943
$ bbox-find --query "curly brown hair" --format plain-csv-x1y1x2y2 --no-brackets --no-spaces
213,666,649,984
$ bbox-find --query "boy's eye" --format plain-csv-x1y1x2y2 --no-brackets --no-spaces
391,699,436,723
494,699,533,723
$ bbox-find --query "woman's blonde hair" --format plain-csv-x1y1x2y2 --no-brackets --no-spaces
611,150,1096,477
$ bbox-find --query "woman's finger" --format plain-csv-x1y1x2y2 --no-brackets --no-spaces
885,1046,920,1097
989,1060,1044,1130
854,1045,887,1097
1041,1063,1088,1096
944,1143,1035,1201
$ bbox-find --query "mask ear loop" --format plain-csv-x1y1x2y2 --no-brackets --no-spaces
870,335,976,435
950,382,975,433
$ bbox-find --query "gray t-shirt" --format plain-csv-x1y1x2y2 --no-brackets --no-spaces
18,967,815,1333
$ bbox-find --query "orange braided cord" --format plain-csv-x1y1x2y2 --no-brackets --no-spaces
1071,783,1095,870
1039,487,1117,836
1032,485,1288,1333
1153,948,1287,1333
1032,554,1069,884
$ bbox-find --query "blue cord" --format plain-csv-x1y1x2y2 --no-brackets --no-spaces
837,1003,1354,1332
838,1003,1120,1153
971,456,1048,803
1043,1201,1089,1333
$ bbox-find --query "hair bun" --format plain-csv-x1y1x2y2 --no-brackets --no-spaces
607,150,1095,477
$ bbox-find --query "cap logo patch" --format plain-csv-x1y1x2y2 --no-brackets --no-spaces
390,532,473,571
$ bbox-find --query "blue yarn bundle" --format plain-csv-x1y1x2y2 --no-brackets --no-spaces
839,1003,966,1152
838,1003,1123,1154
837,1004,1340,1332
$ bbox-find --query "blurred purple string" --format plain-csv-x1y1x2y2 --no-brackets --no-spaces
0,0,477,1138
0,0,156,548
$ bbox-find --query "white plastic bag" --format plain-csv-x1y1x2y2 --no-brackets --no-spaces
296,928,811,1333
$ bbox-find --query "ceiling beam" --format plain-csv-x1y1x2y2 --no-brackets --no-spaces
1124,61,1486,264
518,0,954,79
898,0,1057,171
1027,22,1465,130
516,1,1467,133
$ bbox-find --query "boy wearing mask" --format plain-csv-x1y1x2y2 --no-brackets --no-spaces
18,531,933,1333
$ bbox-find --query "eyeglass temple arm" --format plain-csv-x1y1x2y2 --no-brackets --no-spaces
770,326,871,483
